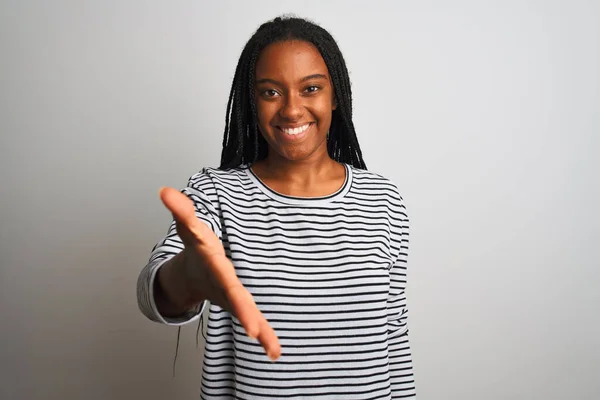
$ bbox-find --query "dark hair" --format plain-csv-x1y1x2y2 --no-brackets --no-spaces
219,15,367,170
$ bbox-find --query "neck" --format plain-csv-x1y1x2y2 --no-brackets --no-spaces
256,150,340,188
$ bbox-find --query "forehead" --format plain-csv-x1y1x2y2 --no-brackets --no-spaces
255,40,329,80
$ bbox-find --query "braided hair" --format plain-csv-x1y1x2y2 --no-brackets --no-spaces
219,16,367,170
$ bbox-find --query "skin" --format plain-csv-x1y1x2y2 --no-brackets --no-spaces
252,39,346,196
155,40,346,362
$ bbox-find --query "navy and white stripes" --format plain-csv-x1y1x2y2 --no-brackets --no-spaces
137,163,415,399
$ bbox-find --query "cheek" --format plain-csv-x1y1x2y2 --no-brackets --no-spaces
315,99,334,125
254,103,279,141
316,94,335,114
255,101,274,126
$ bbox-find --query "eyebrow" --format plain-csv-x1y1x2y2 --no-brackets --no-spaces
255,74,329,85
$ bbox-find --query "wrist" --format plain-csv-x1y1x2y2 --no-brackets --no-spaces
157,252,195,311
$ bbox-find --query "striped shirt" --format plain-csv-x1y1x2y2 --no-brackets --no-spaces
137,163,416,399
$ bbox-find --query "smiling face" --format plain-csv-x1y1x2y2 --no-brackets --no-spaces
254,40,337,163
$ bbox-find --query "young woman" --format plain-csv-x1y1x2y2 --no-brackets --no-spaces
137,16,416,399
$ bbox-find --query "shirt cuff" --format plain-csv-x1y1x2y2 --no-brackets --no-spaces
148,258,207,326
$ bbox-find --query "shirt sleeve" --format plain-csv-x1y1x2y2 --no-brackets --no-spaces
387,193,417,397
136,170,222,326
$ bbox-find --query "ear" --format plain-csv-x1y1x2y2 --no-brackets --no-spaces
332,97,337,111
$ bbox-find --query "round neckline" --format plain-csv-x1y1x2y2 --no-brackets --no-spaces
245,163,352,205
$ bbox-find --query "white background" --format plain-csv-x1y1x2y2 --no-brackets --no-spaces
1,1,598,399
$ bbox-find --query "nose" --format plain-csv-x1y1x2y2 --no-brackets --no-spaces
278,93,304,121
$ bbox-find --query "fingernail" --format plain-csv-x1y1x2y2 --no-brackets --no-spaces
268,351,279,362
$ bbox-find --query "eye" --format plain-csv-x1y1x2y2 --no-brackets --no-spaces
304,85,321,94
261,89,280,98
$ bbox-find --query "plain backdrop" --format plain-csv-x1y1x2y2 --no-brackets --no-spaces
1,1,598,399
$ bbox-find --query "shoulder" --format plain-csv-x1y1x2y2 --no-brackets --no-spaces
351,167,410,244
350,165,406,205
187,164,251,189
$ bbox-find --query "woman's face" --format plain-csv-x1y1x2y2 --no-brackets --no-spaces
254,40,336,163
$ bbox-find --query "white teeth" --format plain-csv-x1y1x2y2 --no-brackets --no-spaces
282,123,310,135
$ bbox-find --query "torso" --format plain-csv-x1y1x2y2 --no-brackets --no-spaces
146,164,415,399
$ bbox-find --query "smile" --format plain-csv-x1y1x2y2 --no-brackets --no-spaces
279,123,312,136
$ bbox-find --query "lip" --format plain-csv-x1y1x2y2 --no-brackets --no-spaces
276,122,314,143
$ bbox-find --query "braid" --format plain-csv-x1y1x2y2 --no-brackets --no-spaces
247,47,261,164
219,15,367,170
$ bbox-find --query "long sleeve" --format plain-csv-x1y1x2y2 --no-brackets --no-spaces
136,171,222,326
387,194,417,398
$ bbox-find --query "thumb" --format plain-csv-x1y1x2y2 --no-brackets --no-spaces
159,186,199,231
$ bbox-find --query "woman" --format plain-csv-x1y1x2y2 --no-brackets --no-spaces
137,15,416,399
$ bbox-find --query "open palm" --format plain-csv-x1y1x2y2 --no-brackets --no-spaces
159,187,281,360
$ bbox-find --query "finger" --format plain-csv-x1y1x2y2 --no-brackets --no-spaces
226,284,280,358
159,187,197,227
256,318,281,361
206,254,246,288
226,284,261,338
159,187,211,245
